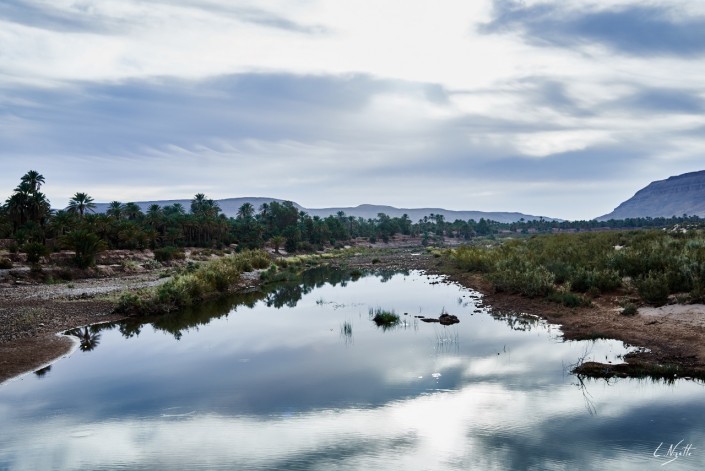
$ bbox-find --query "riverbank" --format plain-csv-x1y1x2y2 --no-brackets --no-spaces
333,248,705,380
3,245,705,384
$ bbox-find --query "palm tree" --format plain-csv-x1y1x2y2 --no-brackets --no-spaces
67,192,95,218
147,204,161,214
258,203,270,220
5,186,31,229
191,193,220,218
106,201,124,220
48,210,76,237
123,202,143,221
172,203,185,215
237,203,255,220
20,170,45,193
270,235,286,254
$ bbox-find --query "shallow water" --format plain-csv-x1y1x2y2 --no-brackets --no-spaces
1,269,703,470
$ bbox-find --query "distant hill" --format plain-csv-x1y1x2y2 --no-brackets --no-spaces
92,198,555,223
597,170,705,221
304,204,555,223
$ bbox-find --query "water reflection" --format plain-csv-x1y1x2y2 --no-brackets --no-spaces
33,365,51,378
339,321,353,346
1,269,704,470
65,326,102,352
83,267,411,347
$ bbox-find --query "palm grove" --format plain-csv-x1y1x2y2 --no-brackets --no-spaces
5,170,702,271
1,171,471,268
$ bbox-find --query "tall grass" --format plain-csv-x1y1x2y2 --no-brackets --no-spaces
448,229,705,306
117,250,271,315
369,307,400,329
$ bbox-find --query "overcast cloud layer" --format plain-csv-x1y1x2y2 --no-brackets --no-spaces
2,0,704,220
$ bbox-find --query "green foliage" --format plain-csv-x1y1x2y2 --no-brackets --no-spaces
451,246,498,272
61,229,107,269
116,250,271,315
570,268,621,293
621,303,638,316
23,242,49,266
489,258,555,298
370,307,400,329
547,291,592,308
153,246,185,262
448,229,705,306
635,272,670,306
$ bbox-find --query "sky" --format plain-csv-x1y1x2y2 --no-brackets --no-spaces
1,0,704,220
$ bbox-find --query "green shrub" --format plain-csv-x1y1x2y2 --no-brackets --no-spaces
116,292,144,314
115,250,272,315
490,260,555,298
452,246,498,273
154,246,185,262
547,291,592,308
370,307,400,329
621,303,638,316
23,242,49,266
61,229,106,269
570,268,622,293
297,241,316,253
636,272,670,306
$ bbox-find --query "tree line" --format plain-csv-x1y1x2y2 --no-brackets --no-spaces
2,170,701,268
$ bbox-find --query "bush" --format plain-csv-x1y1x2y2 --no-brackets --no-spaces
452,246,497,273
297,241,316,253
490,260,555,298
23,242,49,266
154,246,185,262
570,268,622,293
548,291,592,308
621,303,638,316
116,250,272,315
370,307,400,329
61,229,106,269
636,272,670,306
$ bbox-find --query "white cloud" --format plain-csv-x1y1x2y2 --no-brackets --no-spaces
1,0,705,219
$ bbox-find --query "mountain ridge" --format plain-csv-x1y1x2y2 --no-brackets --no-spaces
597,170,705,220
91,198,557,223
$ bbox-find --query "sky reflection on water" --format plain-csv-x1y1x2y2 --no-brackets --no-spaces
1,270,704,470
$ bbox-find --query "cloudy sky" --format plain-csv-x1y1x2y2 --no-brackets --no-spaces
2,0,704,220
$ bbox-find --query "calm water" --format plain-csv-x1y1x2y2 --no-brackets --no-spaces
1,269,704,470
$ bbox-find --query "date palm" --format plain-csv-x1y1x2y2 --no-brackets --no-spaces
106,201,124,220
123,202,143,221
191,193,220,218
67,192,96,218
237,203,255,220
20,170,45,193
48,210,76,237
